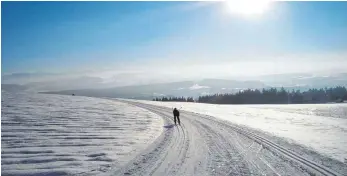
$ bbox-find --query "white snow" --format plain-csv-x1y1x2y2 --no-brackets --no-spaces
1,92,164,175
152,92,165,96
3,91,346,175
189,84,209,90
132,100,347,162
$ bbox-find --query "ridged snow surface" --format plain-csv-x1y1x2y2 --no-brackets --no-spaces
1,92,163,175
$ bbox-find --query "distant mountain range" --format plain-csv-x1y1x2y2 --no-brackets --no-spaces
1,84,29,92
40,79,266,100
2,72,347,100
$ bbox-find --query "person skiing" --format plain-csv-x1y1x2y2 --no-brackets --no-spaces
173,108,180,125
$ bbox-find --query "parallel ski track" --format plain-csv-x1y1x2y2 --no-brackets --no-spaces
120,101,342,176
111,101,189,176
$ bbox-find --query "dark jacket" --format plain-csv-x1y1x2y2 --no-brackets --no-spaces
173,109,180,116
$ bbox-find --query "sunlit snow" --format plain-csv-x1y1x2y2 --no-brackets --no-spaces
1,92,163,175
134,100,347,162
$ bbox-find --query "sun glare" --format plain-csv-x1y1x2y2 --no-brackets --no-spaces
224,0,272,16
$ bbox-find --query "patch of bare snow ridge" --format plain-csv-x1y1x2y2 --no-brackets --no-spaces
1,92,163,175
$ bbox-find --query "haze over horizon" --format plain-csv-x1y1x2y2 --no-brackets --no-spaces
2,1,347,86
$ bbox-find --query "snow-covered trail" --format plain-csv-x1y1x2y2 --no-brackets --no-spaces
112,101,345,176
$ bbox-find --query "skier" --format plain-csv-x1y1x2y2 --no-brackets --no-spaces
173,108,181,125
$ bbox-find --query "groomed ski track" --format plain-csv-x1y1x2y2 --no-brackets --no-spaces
111,101,343,176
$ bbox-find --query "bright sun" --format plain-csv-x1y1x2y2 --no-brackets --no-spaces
224,0,272,16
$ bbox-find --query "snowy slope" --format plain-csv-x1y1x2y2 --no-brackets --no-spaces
131,100,347,163
1,92,163,175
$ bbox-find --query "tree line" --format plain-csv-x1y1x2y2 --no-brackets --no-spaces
152,86,347,104
153,96,195,102
198,86,347,104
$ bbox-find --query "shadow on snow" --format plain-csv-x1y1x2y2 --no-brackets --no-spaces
163,124,175,129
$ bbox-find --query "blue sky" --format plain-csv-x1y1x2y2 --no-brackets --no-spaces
2,1,347,81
